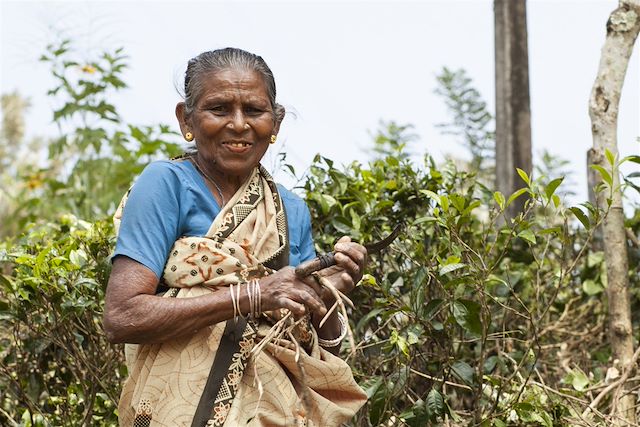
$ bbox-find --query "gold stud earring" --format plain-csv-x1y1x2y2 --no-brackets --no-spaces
270,135,277,144
185,132,194,142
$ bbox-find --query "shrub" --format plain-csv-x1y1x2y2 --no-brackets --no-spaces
303,127,617,426
0,216,122,426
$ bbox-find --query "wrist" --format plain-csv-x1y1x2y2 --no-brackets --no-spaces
230,280,262,320
316,313,347,348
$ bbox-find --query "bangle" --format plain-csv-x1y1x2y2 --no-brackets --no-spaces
229,283,243,319
247,279,262,320
317,313,347,348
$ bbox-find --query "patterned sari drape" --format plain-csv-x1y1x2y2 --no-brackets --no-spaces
114,164,366,427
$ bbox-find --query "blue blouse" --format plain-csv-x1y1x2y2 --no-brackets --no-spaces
113,160,316,279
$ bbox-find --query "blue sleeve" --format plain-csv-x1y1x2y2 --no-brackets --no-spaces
113,161,183,279
278,184,317,266
298,203,316,263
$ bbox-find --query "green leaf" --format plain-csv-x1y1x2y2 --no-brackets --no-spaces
493,191,505,210
516,168,530,186
426,388,444,417
423,299,444,320
18,288,31,301
414,216,437,225
544,177,564,200
506,188,528,208
451,360,475,386
587,251,604,267
0,274,14,290
569,207,590,229
605,148,615,166
450,194,466,212
349,209,361,231
452,299,482,336
462,200,481,215
570,369,590,392
439,263,466,276
517,229,536,245
69,249,87,267
540,412,553,427
362,376,383,399
590,165,613,187
621,155,640,164
421,190,440,205
440,194,450,212
356,307,384,331
582,279,604,296
390,330,410,356
73,332,85,346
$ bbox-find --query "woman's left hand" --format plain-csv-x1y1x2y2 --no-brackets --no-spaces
314,236,367,302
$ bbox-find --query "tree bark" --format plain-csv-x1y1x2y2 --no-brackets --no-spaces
589,1,640,424
587,149,604,252
494,0,532,217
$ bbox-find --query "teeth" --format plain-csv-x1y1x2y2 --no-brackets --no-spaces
228,142,249,147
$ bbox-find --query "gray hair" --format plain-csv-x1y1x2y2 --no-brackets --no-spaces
182,48,285,124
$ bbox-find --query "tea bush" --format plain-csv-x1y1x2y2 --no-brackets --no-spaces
303,131,629,425
0,217,121,426
1,41,638,427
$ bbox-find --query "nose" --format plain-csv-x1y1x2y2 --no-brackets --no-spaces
227,109,248,132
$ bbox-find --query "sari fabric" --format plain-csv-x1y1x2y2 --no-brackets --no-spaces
115,164,366,427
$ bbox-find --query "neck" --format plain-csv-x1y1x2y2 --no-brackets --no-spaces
193,153,250,202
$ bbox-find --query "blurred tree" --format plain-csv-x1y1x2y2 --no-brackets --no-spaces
0,40,182,238
494,0,532,218
435,67,495,185
0,92,48,237
371,120,416,161
587,1,640,425
1,92,28,151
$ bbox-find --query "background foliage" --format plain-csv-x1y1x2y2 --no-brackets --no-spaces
1,42,639,426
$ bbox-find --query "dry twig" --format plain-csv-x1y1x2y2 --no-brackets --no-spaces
583,344,640,418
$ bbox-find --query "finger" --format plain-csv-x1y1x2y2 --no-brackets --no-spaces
293,287,327,316
278,296,307,318
333,251,361,277
334,241,367,265
301,275,324,298
340,271,355,293
294,278,323,300
337,235,351,243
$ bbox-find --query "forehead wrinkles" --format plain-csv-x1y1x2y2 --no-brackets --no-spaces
198,69,269,104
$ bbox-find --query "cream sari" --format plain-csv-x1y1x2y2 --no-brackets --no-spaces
114,164,366,427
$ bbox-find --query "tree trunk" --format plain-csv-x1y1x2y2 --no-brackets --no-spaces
589,1,640,424
494,0,532,217
587,149,604,252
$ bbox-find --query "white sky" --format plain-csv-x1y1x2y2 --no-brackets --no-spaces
1,0,639,204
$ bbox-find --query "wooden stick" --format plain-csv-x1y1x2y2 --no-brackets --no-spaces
319,301,339,328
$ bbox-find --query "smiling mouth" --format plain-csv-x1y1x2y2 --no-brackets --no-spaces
224,141,252,148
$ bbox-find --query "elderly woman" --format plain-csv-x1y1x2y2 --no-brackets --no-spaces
104,48,367,427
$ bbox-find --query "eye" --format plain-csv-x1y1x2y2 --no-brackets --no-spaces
244,106,265,116
208,105,227,115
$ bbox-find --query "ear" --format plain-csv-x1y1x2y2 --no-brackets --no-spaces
272,105,285,136
273,119,282,137
175,102,190,136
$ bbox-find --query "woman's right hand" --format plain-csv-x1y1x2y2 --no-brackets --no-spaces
259,267,327,318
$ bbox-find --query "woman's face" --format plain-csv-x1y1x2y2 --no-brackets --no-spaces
183,67,278,181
